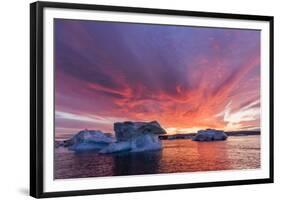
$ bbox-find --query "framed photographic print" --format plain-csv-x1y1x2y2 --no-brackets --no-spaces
30,1,274,198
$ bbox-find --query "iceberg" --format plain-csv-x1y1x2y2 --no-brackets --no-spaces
192,129,227,141
65,129,115,151
100,121,166,153
56,121,167,153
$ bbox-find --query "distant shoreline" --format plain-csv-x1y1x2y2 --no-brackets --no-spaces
159,130,260,140
55,130,260,141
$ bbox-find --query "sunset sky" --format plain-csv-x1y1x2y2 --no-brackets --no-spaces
55,19,260,138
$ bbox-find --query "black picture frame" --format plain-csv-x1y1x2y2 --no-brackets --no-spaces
30,1,274,198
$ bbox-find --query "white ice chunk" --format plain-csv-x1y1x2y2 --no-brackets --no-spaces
67,129,115,151
192,129,227,141
100,134,162,153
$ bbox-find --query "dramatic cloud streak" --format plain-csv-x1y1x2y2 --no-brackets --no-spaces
55,19,260,138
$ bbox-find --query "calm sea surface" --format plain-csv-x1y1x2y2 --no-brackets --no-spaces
55,135,260,179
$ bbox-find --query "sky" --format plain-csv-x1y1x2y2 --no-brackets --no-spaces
54,19,260,138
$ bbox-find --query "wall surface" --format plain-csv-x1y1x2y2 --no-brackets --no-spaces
0,0,279,199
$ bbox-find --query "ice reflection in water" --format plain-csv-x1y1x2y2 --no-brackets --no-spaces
55,136,260,179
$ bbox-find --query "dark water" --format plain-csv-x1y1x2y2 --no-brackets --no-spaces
54,135,260,179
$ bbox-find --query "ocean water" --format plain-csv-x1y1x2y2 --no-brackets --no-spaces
54,135,260,179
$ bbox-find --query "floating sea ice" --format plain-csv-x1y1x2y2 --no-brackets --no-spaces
67,129,115,151
192,129,227,141
100,121,166,153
